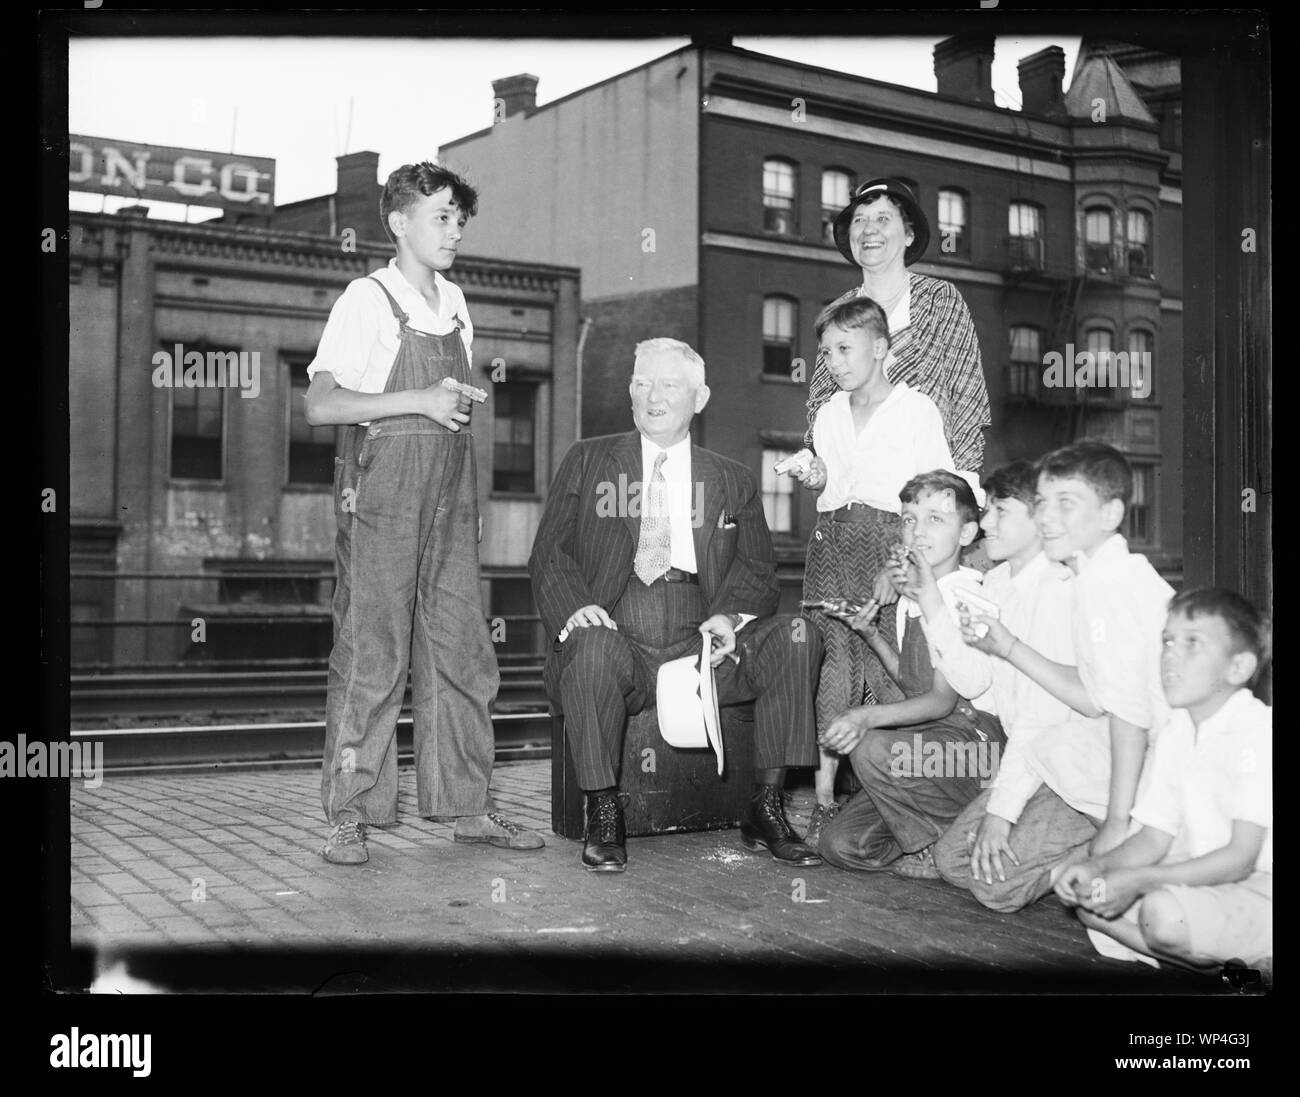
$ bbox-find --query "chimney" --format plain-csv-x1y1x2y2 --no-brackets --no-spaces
1018,46,1066,117
334,150,383,241
933,36,995,105
492,74,539,120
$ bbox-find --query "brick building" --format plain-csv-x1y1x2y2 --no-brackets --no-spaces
69,195,581,667
435,36,1184,586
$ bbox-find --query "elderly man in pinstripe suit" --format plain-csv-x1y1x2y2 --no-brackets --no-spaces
529,338,823,872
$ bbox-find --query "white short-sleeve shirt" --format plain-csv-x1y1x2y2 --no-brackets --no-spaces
1131,689,1272,873
306,258,474,393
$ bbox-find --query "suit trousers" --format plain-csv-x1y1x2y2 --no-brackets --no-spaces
543,576,822,790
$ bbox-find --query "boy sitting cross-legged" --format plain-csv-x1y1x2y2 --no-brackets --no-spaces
817,470,1004,878
1055,589,1272,974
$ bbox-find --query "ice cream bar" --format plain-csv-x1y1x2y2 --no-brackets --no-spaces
442,377,489,403
774,448,814,475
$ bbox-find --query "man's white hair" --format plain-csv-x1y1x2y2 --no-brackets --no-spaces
632,338,706,388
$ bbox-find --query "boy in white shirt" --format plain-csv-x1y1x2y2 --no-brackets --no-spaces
955,442,1172,882
305,162,542,863
934,461,1107,908
1056,588,1271,973
817,471,1004,877
789,297,955,849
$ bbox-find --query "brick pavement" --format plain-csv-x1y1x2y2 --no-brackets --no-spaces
69,761,1217,991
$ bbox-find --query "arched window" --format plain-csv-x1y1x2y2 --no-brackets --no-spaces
1008,201,1044,269
762,295,797,377
763,158,797,235
1084,206,1116,272
1127,328,1155,399
1126,463,1156,546
938,188,969,258
1008,325,1042,399
1127,208,1153,276
821,168,854,244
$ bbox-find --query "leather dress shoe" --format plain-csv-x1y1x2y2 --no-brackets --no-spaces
582,793,627,872
741,785,823,866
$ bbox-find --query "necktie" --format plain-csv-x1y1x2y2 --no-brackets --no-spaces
634,450,672,586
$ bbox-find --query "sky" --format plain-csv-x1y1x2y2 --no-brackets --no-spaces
68,35,1081,220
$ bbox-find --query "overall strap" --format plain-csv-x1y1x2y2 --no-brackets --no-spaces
367,275,409,327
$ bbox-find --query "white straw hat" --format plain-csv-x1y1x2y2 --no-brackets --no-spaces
655,635,725,775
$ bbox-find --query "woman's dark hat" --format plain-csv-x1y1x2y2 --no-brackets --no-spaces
832,177,930,267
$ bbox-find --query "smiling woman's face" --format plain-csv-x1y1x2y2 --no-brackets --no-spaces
848,194,914,273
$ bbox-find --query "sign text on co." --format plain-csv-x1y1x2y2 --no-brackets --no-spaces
68,135,275,211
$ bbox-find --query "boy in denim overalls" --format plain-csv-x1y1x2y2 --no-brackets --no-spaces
305,163,543,863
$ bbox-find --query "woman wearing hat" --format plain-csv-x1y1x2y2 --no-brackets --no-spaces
796,178,990,850
806,177,989,482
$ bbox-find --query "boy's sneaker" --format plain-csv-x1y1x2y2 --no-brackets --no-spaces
891,844,941,879
803,801,841,851
453,811,545,850
321,820,369,864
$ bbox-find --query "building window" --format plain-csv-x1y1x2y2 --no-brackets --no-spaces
287,364,335,485
1008,325,1042,400
170,373,224,481
493,380,537,494
1007,201,1044,269
1084,327,1120,396
937,188,969,258
1084,206,1116,272
763,158,797,235
821,168,854,244
1126,463,1155,546
1127,208,1153,276
762,295,797,377
761,448,797,534
1128,328,1155,399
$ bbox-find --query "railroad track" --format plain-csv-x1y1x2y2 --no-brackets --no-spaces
71,710,553,775
71,664,547,721
70,664,553,773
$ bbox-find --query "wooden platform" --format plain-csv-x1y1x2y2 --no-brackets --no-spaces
68,759,1224,993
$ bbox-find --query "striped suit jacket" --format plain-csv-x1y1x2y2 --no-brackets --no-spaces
529,432,780,642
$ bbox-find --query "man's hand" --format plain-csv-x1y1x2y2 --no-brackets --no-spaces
792,456,828,490
968,813,1019,885
1053,861,1099,907
1090,817,1130,857
562,604,618,635
699,614,738,666
1078,867,1147,919
960,613,1017,658
819,706,873,754
415,382,471,431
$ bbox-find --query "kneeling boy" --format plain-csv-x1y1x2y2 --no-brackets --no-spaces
1056,589,1272,972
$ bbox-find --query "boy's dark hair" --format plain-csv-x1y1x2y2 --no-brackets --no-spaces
379,162,479,243
899,469,981,527
1167,587,1273,675
983,460,1039,509
814,296,891,349
1037,439,1132,508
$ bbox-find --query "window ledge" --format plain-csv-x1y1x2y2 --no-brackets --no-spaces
168,478,227,490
